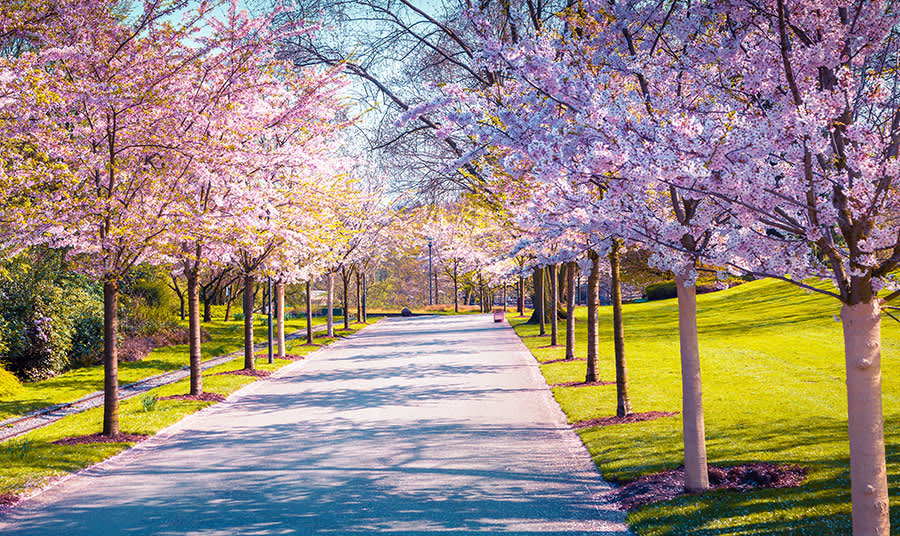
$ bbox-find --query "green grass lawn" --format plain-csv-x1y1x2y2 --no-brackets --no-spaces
0,324,366,499
511,278,900,535
0,315,328,422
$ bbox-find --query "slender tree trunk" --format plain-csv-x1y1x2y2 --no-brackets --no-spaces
224,284,233,321
362,272,368,323
102,279,119,437
171,275,185,321
565,261,576,360
433,270,438,305
842,299,889,535
355,270,362,322
528,267,546,333
610,242,632,417
187,271,202,395
342,271,350,330
675,272,708,492
453,265,459,313
306,280,314,345
243,274,255,370
502,284,507,312
550,264,559,346
202,291,212,323
585,252,600,383
276,281,285,359
517,275,524,315
327,272,335,337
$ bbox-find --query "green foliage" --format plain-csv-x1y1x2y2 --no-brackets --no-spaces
119,265,180,337
513,278,900,534
140,394,158,412
0,249,103,380
0,362,20,396
645,280,677,301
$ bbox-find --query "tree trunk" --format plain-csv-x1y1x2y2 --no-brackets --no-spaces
610,242,632,417
842,299,889,535
342,271,350,330
102,279,119,437
585,251,600,383
355,270,362,322
171,275,185,321
527,267,546,335
517,275,524,316
187,271,202,395
550,264,559,346
565,261,576,360
675,272,709,492
224,284,233,321
327,272,335,337
276,281,286,359
243,274,255,370
453,265,459,313
202,292,211,323
306,280,314,345
362,272,368,323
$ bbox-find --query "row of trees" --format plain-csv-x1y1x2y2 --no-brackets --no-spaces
0,1,392,438
398,2,900,534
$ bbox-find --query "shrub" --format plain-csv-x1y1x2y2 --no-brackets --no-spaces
0,361,20,396
118,266,180,337
645,280,677,301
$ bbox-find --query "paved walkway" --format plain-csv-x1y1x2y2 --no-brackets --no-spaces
0,315,630,535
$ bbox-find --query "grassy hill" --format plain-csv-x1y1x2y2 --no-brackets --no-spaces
511,278,900,535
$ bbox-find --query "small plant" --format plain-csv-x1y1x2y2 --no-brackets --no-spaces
3,438,30,460
140,394,158,412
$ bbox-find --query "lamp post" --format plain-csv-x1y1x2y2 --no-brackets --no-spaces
427,239,433,306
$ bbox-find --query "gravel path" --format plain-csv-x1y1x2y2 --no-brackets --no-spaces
0,314,631,535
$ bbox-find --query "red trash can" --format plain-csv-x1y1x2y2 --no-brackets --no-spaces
493,309,505,323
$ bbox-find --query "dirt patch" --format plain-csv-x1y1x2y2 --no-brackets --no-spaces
254,353,307,361
552,380,614,388
212,369,272,378
541,357,587,365
573,411,678,428
0,492,20,509
158,392,226,402
52,433,149,446
613,463,808,510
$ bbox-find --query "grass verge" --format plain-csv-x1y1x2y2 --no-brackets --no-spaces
511,278,899,535
0,323,367,501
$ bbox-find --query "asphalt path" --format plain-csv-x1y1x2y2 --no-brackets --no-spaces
0,314,631,535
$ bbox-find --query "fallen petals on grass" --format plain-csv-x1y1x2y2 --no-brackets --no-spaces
572,411,678,428
613,462,809,510
52,433,149,445
212,369,272,378
158,393,226,402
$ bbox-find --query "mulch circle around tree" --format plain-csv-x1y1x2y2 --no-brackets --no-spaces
212,369,271,378
52,433,149,446
573,411,679,428
612,463,809,510
552,380,615,388
254,353,307,361
0,492,20,509
158,393,226,402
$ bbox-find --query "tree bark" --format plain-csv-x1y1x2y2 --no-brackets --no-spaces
355,270,362,322
565,261,576,360
517,275,524,316
550,264,559,346
675,272,709,492
202,293,211,323
305,280,314,345
224,283,234,321
327,272,335,337
243,274,255,370
170,275,185,321
610,242,632,417
453,265,459,313
585,251,600,383
842,299,889,535
527,267,546,335
276,281,286,359
102,279,119,437
362,271,368,323
187,271,202,395
342,269,350,330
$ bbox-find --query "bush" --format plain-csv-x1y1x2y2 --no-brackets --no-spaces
118,266,180,337
645,280,677,301
0,361,20,396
